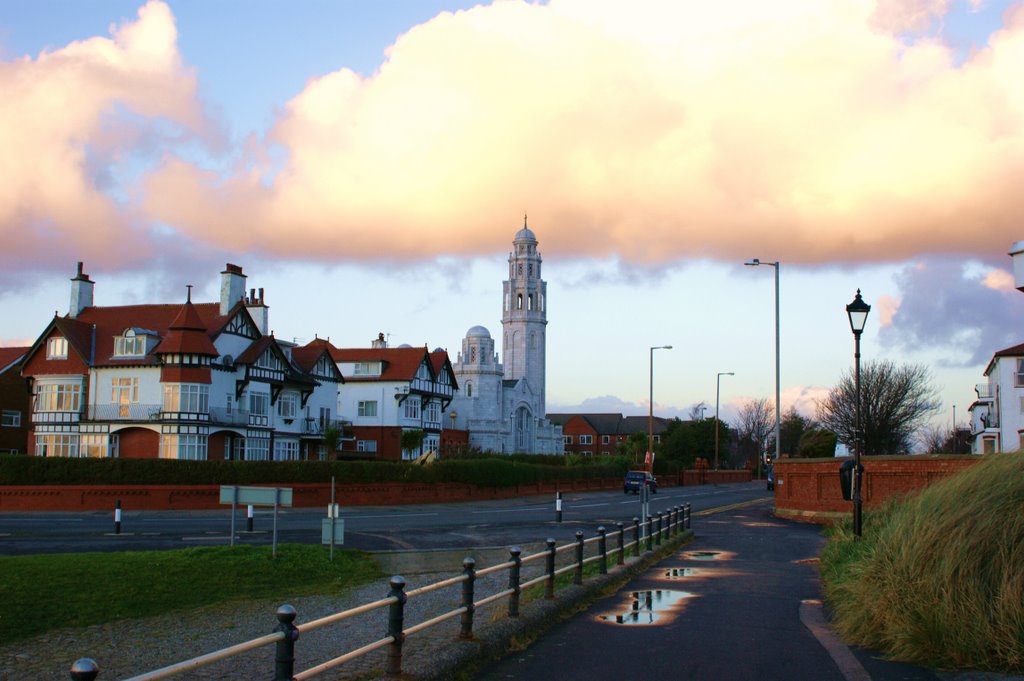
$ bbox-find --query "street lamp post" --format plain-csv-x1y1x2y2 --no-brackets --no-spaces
745,258,781,468
846,289,871,537
715,371,734,470
649,346,672,471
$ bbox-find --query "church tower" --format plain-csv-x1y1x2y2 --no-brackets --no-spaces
502,217,547,414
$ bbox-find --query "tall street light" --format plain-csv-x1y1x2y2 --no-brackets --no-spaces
715,371,734,470
745,258,780,468
846,289,871,537
649,345,672,471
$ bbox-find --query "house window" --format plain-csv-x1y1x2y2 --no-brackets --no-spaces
654,435,661,444
563,435,573,445
404,398,420,420
601,435,610,445
273,439,299,461
112,377,140,417
160,434,208,460
358,400,377,417
357,439,378,453
163,384,209,413
319,406,331,428
983,437,996,454
466,382,473,397
424,400,440,423
35,383,81,412
249,392,269,416
278,393,297,419
114,329,146,357
35,433,78,457
80,434,110,458
579,434,593,445
1,410,20,428
247,438,270,461
1017,359,1024,387
353,362,382,376
47,337,68,359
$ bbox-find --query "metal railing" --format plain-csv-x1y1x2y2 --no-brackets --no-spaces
86,404,162,421
68,504,692,681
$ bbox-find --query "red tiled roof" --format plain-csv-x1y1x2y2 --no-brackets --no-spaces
0,346,29,374
235,335,277,366
330,346,432,382
70,302,230,366
291,338,339,373
155,301,219,356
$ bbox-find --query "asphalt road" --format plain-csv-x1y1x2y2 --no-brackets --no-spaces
0,481,770,555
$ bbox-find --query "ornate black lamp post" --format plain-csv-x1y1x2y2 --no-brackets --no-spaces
846,289,871,537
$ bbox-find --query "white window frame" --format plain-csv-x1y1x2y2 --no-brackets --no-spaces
601,435,610,445
357,439,378,453
163,384,209,413
36,433,79,457
358,400,378,417
80,433,110,458
403,397,421,420
47,337,68,359
160,433,208,460
579,434,593,445
114,329,146,357
1017,359,1024,388
249,392,269,417
353,362,382,376
278,393,298,420
273,439,299,461
35,383,81,412
1,410,20,428
563,435,573,445
424,400,441,423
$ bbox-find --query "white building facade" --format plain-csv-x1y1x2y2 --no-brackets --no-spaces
449,223,562,454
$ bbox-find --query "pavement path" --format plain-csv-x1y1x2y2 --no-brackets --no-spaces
475,500,948,681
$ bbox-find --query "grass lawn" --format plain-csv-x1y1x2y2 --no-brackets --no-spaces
0,544,381,643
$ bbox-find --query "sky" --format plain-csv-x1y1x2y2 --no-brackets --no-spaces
2,0,1024,434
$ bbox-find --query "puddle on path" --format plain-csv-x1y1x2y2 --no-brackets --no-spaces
665,567,700,578
598,589,693,625
686,551,722,561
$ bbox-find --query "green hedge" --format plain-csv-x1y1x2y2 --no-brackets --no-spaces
0,455,628,488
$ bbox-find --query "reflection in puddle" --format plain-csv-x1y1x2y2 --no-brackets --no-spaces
599,589,693,625
665,567,699,578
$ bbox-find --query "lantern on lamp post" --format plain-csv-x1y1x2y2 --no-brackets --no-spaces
846,289,871,537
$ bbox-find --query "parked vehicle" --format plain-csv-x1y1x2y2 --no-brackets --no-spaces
624,470,658,494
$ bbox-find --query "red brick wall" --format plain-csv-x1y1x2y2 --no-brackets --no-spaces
0,365,30,454
561,415,598,455
774,455,979,523
118,428,159,459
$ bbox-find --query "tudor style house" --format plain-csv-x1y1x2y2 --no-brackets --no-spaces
20,263,344,460
329,334,460,461
0,347,30,454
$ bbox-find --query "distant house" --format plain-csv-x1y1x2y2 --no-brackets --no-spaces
330,334,459,461
547,413,670,457
20,262,343,460
0,347,30,454
968,342,1024,454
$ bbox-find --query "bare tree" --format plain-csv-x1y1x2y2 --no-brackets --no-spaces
816,360,940,455
734,398,776,468
688,401,708,421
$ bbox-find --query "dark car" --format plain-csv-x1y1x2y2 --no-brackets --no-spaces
624,470,657,494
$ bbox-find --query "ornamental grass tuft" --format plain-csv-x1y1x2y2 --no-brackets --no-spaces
820,452,1024,672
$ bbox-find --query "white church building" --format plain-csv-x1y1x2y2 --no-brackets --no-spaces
448,222,563,454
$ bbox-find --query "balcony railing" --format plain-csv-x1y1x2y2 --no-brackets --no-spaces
975,383,996,399
86,404,162,421
302,418,353,438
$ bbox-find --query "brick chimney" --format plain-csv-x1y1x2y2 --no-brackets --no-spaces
69,262,93,318
246,287,269,335
220,264,247,316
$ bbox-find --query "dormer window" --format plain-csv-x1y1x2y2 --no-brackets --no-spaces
353,361,382,376
47,337,68,359
114,329,146,357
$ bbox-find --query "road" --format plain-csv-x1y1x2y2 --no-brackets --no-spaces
0,481,770,555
